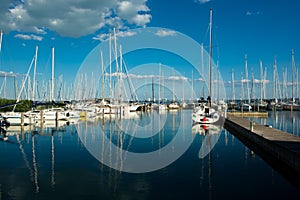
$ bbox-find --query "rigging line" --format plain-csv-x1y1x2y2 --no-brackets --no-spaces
122,59,138,101
202,24,210,46
13,55,35,111
0,75,6,96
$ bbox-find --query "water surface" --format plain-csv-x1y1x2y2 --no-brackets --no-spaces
1,110,299,200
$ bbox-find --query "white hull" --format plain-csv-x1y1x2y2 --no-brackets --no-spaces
2,112,35,125
192,105,220,124
168,103,180,110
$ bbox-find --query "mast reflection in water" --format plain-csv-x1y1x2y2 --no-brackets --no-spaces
0,110,299,200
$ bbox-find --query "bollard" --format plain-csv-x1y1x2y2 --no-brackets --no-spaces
250,121,255,132
21,112,24,126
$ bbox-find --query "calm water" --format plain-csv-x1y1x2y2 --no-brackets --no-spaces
1,110,300,200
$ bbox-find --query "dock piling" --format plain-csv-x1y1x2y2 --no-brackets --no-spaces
250,121,255,132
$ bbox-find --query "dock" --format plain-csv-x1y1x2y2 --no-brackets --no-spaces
227,111,268,117
224,115,300,187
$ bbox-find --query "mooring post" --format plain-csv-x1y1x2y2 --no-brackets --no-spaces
250,121,255,132
21,112,24,126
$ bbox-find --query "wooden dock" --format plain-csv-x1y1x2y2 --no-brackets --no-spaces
227,111,268,117
224,115,300,186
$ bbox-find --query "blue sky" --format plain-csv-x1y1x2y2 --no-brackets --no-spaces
0,0,299,100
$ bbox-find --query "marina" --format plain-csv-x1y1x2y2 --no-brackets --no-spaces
1,2,300,199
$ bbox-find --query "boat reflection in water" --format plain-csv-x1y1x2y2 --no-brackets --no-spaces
192,124,222,158
76,110,197,173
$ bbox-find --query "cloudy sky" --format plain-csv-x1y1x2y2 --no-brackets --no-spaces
0,0,300,99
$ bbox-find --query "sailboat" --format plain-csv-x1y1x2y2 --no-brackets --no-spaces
236,55,252,112
228,69,237,110
192,9,224,124
268,56,283,111
283,50,300,111
168,68,180,110
252,60,267,111
2,47,38,126
158,63,167,112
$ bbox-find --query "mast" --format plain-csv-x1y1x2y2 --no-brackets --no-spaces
245,54,250,103
152,77,154,102
158,63,161,102
51,47,55,101
182,73,185,102
297,68,299,103
100,50,105,100
32,45,38,101
251,70,255,100
273,56,277,102
113,28,120,103
119,44,122,103
0,30,3,56
201,43,205,98
231,69,235,101
216,60,219,101
208,8,213,102
241,74,244,102
172,68,175,102
259,59,263,103
109,33,113,102
13,55,35,111
191,70,194,100
263,67,267,100
291,49,295,102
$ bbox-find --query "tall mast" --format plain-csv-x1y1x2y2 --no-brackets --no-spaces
231,69,235,101
259,59,263,102
32,45,38,101
0,30,3,56
251,70,255,100
201,43,205,98
152,77,154,102
119,44,122,103
100,50,105,100
191,70,194,100
263,67,267,99
109,33,113,102
113,28,120,103
172,68,175,101
208,8,213,101
291,49,295,102
158,63,161,102
245,54,250,103
216,60,219,101
273,56,277,101
51,47,55,101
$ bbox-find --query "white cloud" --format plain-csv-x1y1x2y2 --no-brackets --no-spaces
197,0,211,4
14,33,43,41
0,0,151,38
246,11,252,16
246,10,262,16
93,30,137,41
155,29,176,37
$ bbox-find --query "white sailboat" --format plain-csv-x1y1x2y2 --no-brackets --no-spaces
168,68,180,110
192,9,224,124
3,48,37,125
192,104,220,124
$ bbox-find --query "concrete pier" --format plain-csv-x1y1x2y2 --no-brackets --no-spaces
225,115,300,182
